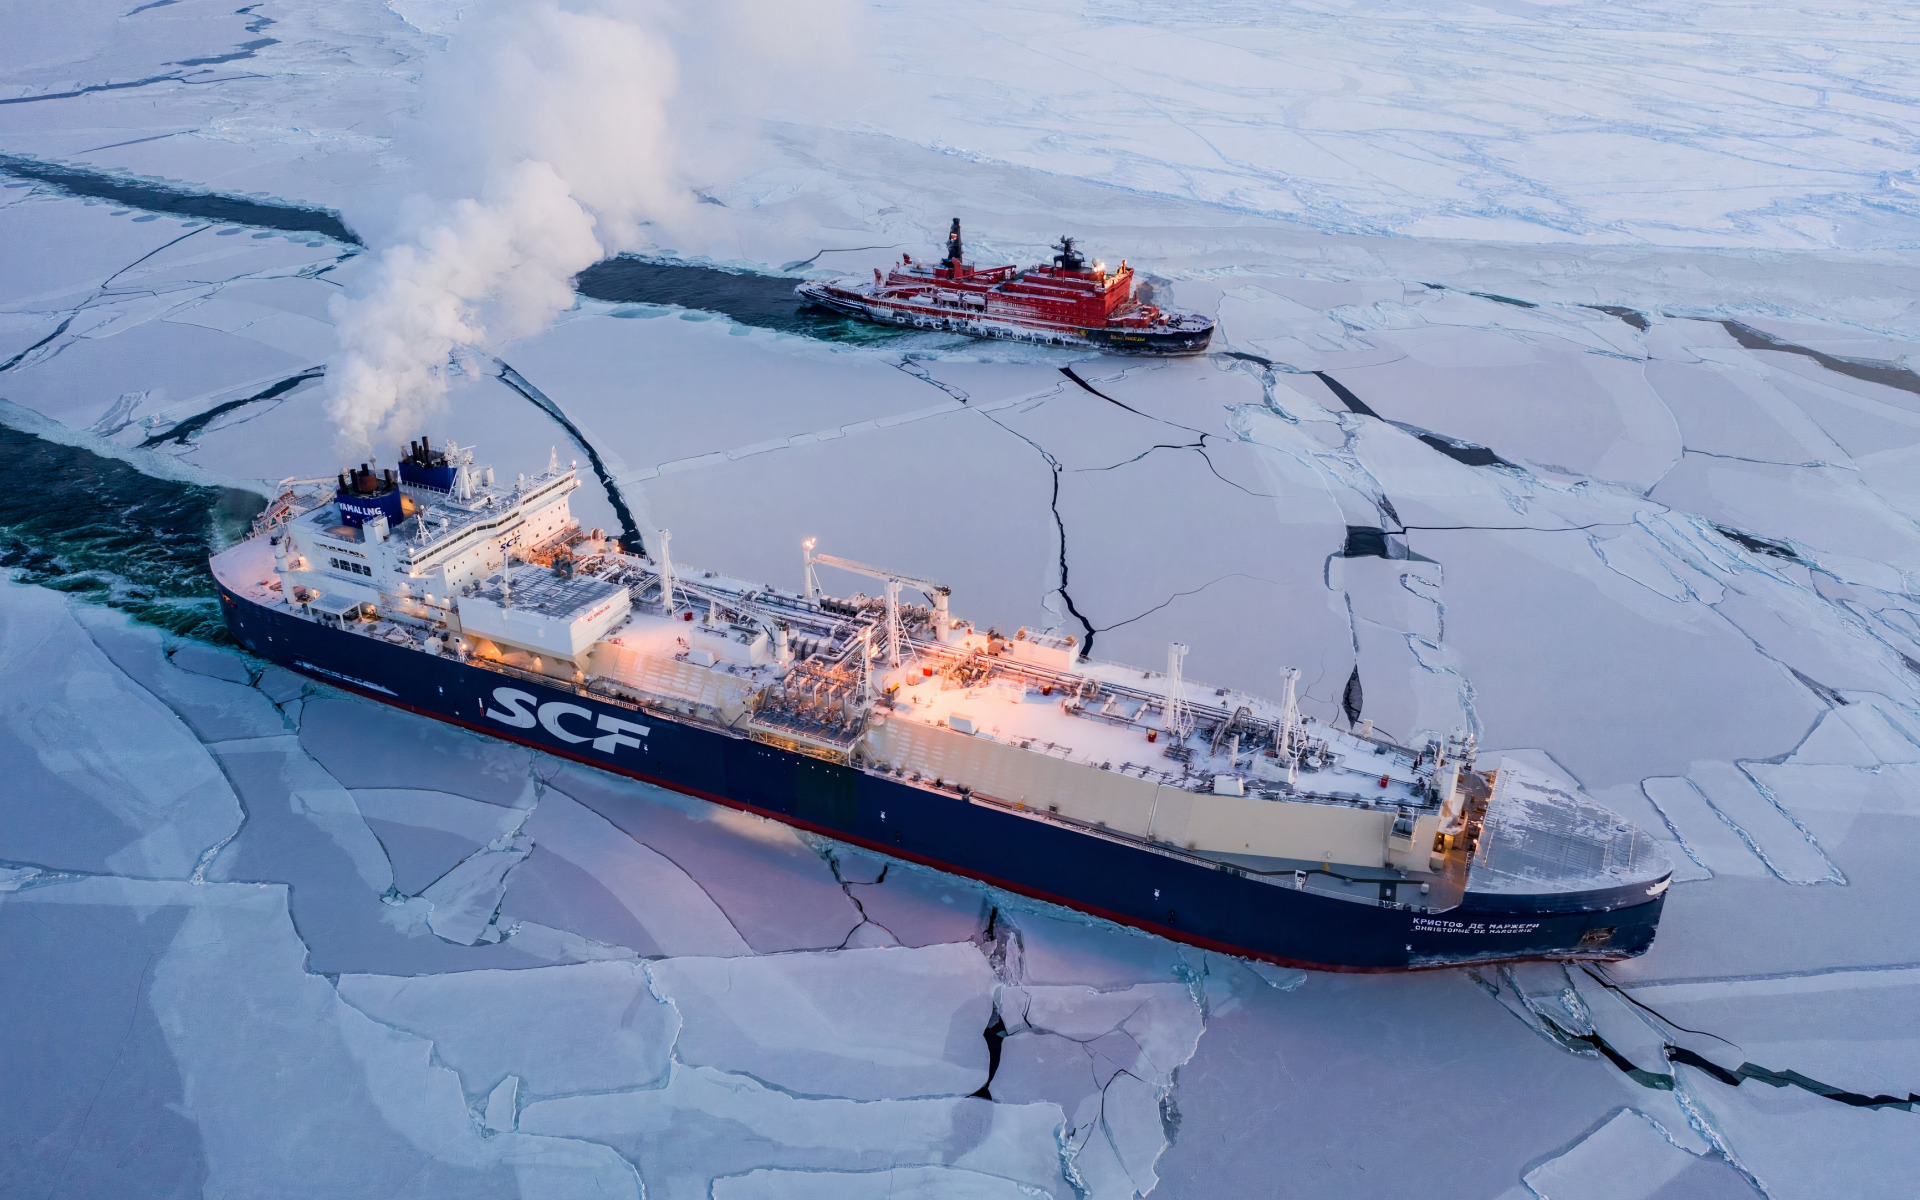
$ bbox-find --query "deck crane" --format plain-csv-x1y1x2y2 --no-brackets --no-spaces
670,577,797,671
803,539,957,665
629,535,795,669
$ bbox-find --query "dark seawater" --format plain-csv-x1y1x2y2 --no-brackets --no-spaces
573,256,910,344
1719,320,1920,397
1,156,923,340
0,424,263,641
0,153,359,244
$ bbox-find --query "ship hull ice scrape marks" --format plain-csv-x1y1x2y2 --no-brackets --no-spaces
795,220,1214,355
214,441,1667,971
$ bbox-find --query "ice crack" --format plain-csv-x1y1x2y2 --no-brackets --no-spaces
0,74,195,106
142,367,324,447
975,410,1096,656
1090,571,1283,636
779,243,907,271
1718,320,1920,397
820,848,899,949
492,360,645,554
0,315,74,374
897,358,970,402
1484,966,1918,1112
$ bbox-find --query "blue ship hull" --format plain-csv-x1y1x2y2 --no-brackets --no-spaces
219,583,1664,970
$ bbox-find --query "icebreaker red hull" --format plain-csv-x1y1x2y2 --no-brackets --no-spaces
797,223,1214,355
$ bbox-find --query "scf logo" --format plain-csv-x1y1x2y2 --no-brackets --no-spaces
483,687,649,754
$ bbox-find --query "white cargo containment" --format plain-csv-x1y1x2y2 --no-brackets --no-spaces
949,713,978,735
1212,775,1245,797
1007,627,1077,670
693,625,772,668
457,564,630,662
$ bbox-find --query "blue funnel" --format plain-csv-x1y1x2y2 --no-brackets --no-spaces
336,465,403,527
399,436,460,493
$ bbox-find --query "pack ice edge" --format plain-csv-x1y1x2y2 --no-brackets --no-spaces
213,442,1669,971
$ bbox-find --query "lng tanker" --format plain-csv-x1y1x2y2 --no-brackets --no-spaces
214,439,1670,970
795,220,1214,354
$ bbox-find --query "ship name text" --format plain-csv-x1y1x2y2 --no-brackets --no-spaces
1411,917,1542,936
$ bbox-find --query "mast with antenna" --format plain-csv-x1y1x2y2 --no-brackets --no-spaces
1165,642,1191,746
658,529,676,616
1279,666,1300,785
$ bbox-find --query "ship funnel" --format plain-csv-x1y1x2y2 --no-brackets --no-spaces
933,588,954,644
943,217,963,268
399,432,459,493
335,461,403,528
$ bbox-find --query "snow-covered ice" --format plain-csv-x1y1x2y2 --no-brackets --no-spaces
7,0,1920,1195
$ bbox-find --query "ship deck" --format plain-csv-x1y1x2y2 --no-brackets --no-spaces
874,652,1436,810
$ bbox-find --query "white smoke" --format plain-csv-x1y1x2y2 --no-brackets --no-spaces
327,0,843,451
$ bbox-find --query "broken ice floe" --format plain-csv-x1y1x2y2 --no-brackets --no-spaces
650,943,996,1101
0,582,242,879
339,961,677,1100
1521,1109,1747,1200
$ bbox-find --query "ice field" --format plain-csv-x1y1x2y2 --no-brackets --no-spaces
5,1,1920,1196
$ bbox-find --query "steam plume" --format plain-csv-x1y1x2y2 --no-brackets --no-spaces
326,1,692,451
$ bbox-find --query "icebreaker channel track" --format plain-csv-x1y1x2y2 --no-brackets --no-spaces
215,575,1666,973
